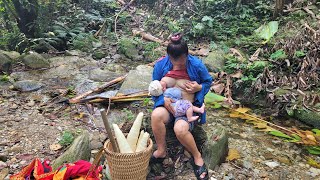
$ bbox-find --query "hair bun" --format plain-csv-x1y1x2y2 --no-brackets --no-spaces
170,32,183,44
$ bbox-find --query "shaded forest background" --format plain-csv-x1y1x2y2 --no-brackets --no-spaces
0,0,319,127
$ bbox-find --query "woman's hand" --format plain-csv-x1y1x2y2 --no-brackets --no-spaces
164,97,175,115
184,81,202,93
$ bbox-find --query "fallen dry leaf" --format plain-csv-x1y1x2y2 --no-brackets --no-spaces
235,107,251,113
212,83,225,94
307,157,320,168
249,48,261,61
0,168,9,180
227,148,241,161
50,143,62,151
230,71,243,78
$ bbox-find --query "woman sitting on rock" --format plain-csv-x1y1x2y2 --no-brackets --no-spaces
150,32,213,180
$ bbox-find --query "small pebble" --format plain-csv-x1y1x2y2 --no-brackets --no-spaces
264,161,280,168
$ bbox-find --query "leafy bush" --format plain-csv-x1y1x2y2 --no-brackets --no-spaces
59,131,75,146
224,54,270,85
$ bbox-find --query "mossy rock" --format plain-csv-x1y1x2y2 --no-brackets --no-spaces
118,37,140,61
22,52,50,69
92,50,107,60
0,50,20,60
293,108,320,128
51,131,91,170
0,53,12,74
202,126,228,169
204,50,226,72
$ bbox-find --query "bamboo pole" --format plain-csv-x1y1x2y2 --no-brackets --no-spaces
69,74,127,104
100,108,119,153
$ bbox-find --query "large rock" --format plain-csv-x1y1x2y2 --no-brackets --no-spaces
118,65,153,94
104,63,127,74
204,50,226,72
293,108,320,128
51,131,91,170
118,38,141,61
0,50,20,60
22,52,50,69
92,50,107,60
0,53,12,74
202,126,228,169
13,80,44,92
89,68,123,82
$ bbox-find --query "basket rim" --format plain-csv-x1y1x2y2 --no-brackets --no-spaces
103,138,153,155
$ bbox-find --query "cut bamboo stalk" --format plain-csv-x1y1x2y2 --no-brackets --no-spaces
100,109,119,153
127,112,144,151
113,124,133,153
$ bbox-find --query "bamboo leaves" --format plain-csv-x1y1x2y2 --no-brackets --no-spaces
229,107,320,155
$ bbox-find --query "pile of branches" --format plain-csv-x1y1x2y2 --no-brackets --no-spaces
254,22,320,109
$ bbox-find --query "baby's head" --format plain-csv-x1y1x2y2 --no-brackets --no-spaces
149,80,165,96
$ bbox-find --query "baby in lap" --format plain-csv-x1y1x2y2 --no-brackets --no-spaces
149,80,205,122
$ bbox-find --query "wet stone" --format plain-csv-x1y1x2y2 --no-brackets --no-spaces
13,80,44,92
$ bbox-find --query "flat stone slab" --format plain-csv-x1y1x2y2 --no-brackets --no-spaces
118,65,153,94
13,80,44,92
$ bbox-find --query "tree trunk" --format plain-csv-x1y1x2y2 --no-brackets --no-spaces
236,0,242,9
273,0,284,18
11,0,39,38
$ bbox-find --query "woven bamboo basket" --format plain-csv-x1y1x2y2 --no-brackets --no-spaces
104,138,153,180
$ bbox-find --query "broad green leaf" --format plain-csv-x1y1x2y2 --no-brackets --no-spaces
194,23,204,31
306,146,320,155
202,16,213,27
286,134,301,142
205,92,226,103
291,134,302,140
269,130,293,139
285,139,300,143
312,129,320,136
254,21,278,43
211,103,222,109
270,49,287,60
294,50,306,58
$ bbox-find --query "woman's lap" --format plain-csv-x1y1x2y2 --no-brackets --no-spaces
168,113,195,131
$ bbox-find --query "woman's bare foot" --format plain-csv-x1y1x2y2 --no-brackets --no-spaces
152,149,166,159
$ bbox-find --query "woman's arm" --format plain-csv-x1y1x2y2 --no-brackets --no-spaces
194,63,213,106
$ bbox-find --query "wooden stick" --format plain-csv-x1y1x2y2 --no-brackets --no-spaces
111,92,149,100
304,23,317,34
303,7,316,19
132,29,209,57
95,0,134,37
69,74,127,104
117,0,126,6
100,107,119,153
114,0,136,40
87,92,150,103
94,18,108,37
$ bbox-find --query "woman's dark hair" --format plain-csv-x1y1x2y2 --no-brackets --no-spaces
167,32,188,59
